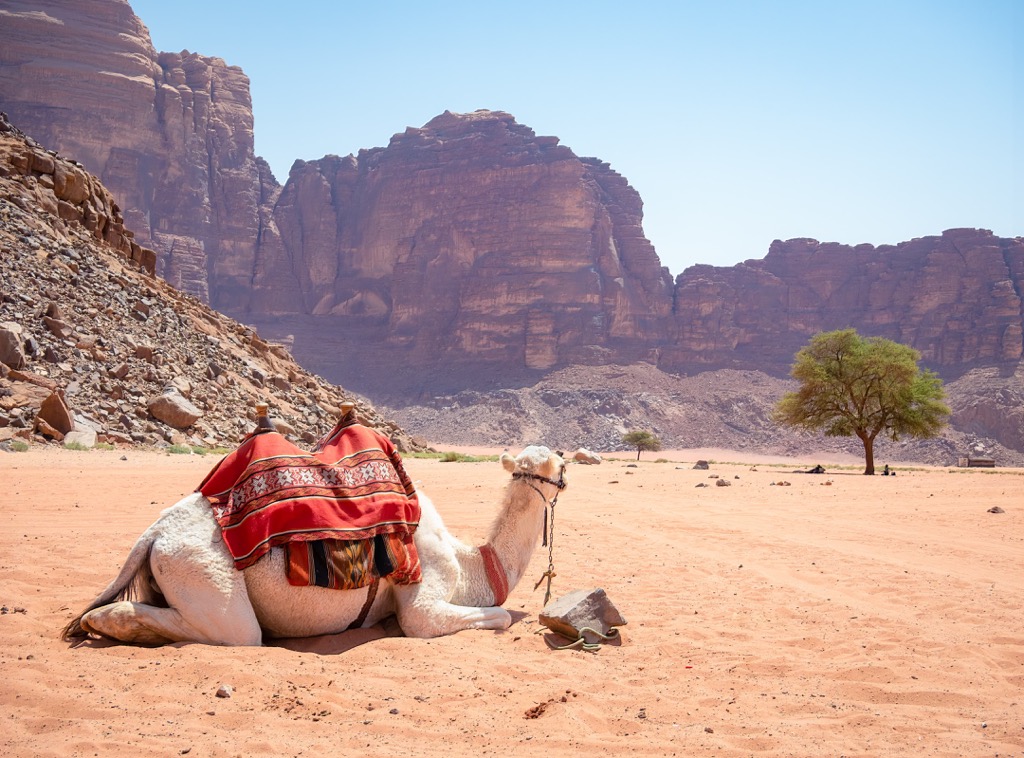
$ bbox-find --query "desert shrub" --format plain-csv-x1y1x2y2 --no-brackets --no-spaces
167,444,192,455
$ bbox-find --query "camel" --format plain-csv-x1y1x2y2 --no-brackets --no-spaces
61,445,567,646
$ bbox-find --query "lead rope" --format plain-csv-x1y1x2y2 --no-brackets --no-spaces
533,497,556,606
512,469,564,608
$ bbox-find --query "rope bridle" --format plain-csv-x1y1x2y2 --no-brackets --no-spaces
512,465,566,606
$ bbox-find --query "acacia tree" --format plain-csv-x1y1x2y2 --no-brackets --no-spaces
622,430,661,461
773,329,949,474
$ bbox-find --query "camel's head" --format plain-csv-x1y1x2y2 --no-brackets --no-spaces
501,445,568,492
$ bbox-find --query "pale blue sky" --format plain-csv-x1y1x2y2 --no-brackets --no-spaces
131,0,1021,277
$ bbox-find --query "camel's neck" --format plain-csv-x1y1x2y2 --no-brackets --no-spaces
488,481,550,588
452,479,552,602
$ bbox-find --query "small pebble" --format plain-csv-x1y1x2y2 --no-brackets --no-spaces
215,684,233,698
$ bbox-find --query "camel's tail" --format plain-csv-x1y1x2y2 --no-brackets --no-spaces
60,529,157,641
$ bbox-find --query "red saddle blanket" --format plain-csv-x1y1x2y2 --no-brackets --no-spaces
197,420,421,587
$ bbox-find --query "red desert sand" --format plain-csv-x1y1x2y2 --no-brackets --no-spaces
2,446,1022,757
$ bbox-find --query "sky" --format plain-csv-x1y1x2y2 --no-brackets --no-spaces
130,0,1021,277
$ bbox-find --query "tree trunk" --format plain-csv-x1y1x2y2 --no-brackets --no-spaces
860,433,875,475
636,448,641,461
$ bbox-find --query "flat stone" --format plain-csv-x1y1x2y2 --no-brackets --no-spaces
64,427,97,448
539,588,627,646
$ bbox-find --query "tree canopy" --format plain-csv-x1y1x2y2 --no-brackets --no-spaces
773,329,949,474
622,430,662,461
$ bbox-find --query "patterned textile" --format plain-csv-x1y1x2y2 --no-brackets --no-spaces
197,421,421,583
285,532,420,590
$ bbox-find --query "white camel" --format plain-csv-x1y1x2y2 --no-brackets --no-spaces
62,446,567,646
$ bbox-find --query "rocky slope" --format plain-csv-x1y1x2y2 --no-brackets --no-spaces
382,363,1024,467
0,113,421,452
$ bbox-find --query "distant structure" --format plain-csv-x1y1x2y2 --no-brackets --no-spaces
958,456,996,468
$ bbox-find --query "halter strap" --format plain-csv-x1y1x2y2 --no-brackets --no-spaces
512,470,566,491
479,543,509,605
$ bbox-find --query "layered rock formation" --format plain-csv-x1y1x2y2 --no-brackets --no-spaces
667,230,1024,376
250,110,674,374
0,0,269,305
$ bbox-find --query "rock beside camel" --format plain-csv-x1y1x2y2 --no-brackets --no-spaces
539,587,627,647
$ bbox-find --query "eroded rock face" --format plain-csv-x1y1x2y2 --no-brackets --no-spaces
0,0,270,306
252,110,674,374
666,230,1024,375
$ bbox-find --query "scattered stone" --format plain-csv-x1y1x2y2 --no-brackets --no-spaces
987,506,1004,514
573,447,602,465
215,684,233,698
34,417,65,441
64,426,97,448
0,322,27,369
147,387,202,429
693,460,709,470
715,478,731,487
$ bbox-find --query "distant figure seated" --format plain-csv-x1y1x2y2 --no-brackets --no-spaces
807,464,826,474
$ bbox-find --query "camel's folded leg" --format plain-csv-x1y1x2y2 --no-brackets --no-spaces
393,585,512,638
81,601,194,646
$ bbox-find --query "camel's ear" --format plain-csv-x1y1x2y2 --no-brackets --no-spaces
500,452,516,473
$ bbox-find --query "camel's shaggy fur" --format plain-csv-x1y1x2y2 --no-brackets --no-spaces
62,446,566,646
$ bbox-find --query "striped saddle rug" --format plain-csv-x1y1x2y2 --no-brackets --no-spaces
196,419,421,590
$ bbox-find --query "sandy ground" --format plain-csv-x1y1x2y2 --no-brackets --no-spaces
1,446,1022,757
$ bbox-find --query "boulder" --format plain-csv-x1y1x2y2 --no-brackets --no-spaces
693,460,709,470
147,387,202,429
573,448,602,465
64,427,97,448
37,391,74,436
0,322,26,369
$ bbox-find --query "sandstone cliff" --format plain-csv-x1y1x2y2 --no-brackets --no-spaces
666,230,1024,377
250,110,674,375
0,0,270,306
